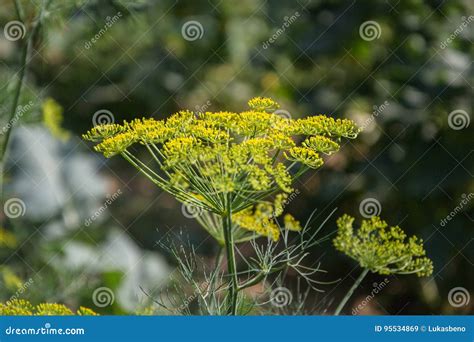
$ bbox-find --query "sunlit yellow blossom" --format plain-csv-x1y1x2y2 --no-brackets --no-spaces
303,136,340,155
234,204,280,241
94,131,136,157
84,97,360,240
0,300,98,316
284,214,302,231
0,227,17,248
42,98,70,141
333,215,433,277
285,146,323,169
248,97,279,112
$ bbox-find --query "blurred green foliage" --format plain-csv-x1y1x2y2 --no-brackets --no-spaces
0,0,472,314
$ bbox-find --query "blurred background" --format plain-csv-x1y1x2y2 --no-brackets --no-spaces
0,0,472,315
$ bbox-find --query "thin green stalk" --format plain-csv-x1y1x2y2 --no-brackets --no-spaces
222,193,238,315
1,0,50,204
334,268,369,315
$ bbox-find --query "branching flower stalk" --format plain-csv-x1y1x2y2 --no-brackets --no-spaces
333,215,433,315
83,97,360,315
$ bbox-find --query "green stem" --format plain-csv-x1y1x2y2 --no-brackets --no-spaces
222,193,238,315
1,0,50,205
334,268,369,316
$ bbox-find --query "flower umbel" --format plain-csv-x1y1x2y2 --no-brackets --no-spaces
83,97,360,240
333,215,433,277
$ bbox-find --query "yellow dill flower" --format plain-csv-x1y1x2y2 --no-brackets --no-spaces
270,163,293,193
35,303,74,315
296,116,360,138
0,299,98,316
42,98,70,141
234,204,280,241
284,214,302,231
303,136,340,155
83,97,360,240
0,227,17,248
0,299,34,315
235,111,273,135
273,193,288,217
76,306,99,315
248,97,280,112
2,267,22,290
333,215,433,277
130,118,174,144
82,123,125,142
285,146,324,169
94,131,136,158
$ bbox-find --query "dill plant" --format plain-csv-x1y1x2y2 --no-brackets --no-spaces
333,215,433,315
84,97,360,314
